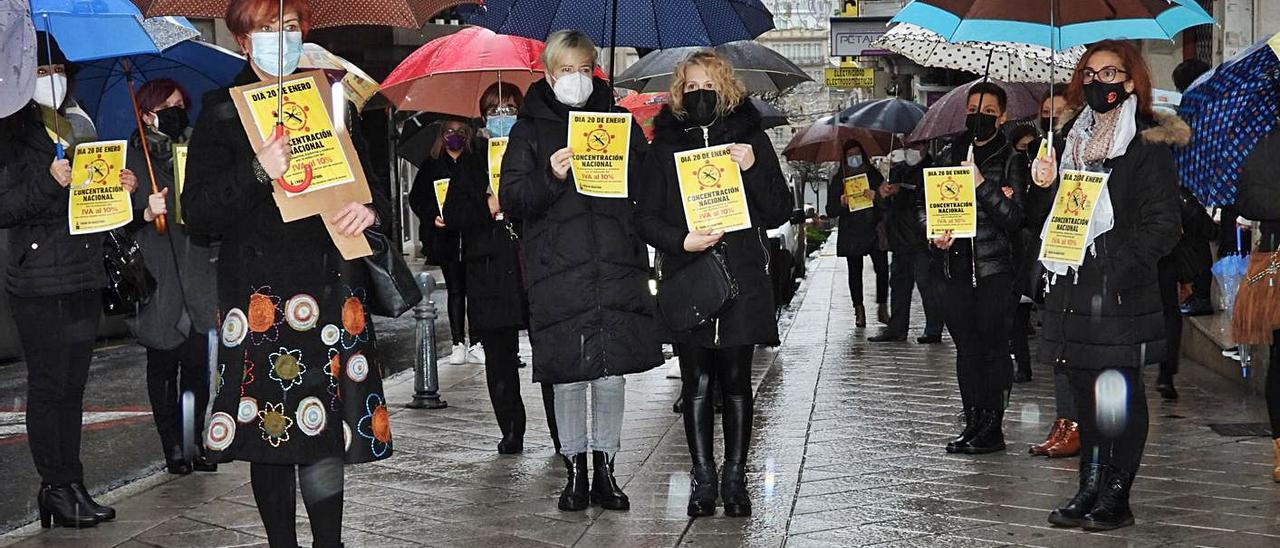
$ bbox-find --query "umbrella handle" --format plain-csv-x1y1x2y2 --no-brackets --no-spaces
274,125,314,193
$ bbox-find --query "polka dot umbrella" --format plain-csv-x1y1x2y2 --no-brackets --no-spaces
872,23,1083,84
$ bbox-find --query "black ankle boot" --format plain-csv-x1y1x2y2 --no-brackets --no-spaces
557,454,589,511
720,462,751,517
38,484,98,528
687,464,718,517
960,409,1006,454
1048,463,1105,527
1081,467,1136,531
192,448,219,472
69,482,115,521
945,407,978,453
589,451,629,511
165,446,192,475
1013,364,1032,383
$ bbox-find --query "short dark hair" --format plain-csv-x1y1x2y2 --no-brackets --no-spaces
1043,83,1068,102
1172,58,1211,93
1008,124,1040,147
968,82,1007,113
479,82,524,116
136,79,191,114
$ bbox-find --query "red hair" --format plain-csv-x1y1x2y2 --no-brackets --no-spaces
225,0,312,37
1065,40,1154,118
136,78,191,114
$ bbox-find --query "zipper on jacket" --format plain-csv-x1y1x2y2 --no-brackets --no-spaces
757,228,771,275
701,126,710,148
714,318,721,346
971,240,978,288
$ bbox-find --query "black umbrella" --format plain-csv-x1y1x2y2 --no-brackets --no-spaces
615,40,811,93
837,98,927,135
753,98,789,130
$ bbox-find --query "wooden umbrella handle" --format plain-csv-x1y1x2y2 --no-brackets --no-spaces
123,60,167,235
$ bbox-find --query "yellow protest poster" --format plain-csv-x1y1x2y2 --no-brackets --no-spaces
488,137,508,197
1269,31,1280,59
843,174,873,212
1039,170,1109,266
233,71,357,197
674,145,752,233
923,166,977,238
67,140,134,235
568,112,631,198
172,144,188,224
433,178,450,215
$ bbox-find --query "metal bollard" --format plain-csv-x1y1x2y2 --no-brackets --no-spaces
407,272,448,409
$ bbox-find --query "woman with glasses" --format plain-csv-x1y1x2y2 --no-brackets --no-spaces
499,30,662,513
1029,40,1186,532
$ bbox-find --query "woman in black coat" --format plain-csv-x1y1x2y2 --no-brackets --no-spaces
635,51,792,518
499,30,663,513
1030,41,1183,532
0,40,137,528
825,143,887,327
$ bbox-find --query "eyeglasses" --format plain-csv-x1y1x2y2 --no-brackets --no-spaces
1079,66,1129,84
485,106,517,117
442,127,467,136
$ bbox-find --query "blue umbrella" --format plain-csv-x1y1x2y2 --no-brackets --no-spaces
1175,38,1279,208
73,39,245,140
30,0,160,61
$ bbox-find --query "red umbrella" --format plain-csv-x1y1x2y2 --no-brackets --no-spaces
783,116,892,163
132,0,470,28
617,92,669,141
381,27,545,117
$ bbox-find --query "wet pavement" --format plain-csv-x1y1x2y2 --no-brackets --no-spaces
2,249,1279,547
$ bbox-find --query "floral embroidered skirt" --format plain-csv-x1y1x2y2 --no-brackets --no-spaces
204,247,392,465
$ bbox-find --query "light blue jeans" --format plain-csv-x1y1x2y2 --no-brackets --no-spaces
553,375,626,456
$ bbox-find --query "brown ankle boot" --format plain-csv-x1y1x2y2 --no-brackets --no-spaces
1044,421,1080,458
855,303,867,327
1272,438,1280,483
1030,418,1066,456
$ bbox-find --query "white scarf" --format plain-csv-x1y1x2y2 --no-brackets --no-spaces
1040,95,1138,277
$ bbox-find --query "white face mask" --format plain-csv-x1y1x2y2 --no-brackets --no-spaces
34,74,68,109
905,150,923,165
250,31,303,77
551,72,593,108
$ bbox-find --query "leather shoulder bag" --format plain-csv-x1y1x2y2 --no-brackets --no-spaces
363,229,424,317
655,245,739,333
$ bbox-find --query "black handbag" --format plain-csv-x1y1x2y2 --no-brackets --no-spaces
362,229,424,317
102,229,156,316
655,246,739,332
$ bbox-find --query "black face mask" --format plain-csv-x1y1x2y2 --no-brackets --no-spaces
155,106,189,139
965,112,1000,142
1039,116,1054,134
1084,81,1129,114
683,89,719,126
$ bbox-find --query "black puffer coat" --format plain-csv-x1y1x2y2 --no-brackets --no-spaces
635,102,793,348
499,78,662,384
825,161,883,258
407,154,463,265
440,140,527,333
0,102,104,298
922,133,1028,281
1028,111,1186,370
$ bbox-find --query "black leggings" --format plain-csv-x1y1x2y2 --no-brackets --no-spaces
1268,331,1280,438
847,250,889,305
251,459,344,548
1070,367,1148,473
677,344,754,466
1158,260,1182,377
440,260,467,345
146,330,210,458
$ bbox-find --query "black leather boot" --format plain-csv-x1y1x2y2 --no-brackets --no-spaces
497,413,525,455
720,461,751,517
541,384,561,454
165,445,192,475
590,451,630,511
69,482,115,521
687,464,718,517
557,454,589,511
38,484,98,528
960,409,1006,454
1048,463,1105,527
945,407,977,453
192,447,219,472
1080,467,1136,531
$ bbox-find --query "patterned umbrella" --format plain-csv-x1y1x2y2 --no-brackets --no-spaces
132,0,471,28
139,15,199,50
614,40,810,93
1175,38,1280,207
873,23,1083,83
299,43,379,110
783,116,892,163
907,78,1047,144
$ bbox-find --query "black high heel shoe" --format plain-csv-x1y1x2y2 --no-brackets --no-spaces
69,482,115,521
38,484,99,529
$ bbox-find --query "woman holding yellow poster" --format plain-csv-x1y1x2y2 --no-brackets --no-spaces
635,51,792,519
825,141,887,328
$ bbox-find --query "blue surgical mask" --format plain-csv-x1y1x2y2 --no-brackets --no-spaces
250,31,303,77
846,155,864,170
486,114,516,138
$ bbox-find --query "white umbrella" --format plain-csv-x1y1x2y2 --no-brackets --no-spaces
872,22,1084,83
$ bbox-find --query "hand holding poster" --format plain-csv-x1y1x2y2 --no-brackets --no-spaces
67,140,133,235
674,145,752,233
433,178,450,216
843,174,873,212
568,112,631,198
923,166,977,238
1039,170,1109,266
488,137,508,197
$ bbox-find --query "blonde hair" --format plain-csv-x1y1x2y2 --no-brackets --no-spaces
669,51,747,121
541,30,598,74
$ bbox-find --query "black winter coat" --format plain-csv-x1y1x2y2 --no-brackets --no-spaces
440,141,527,333
880,160,930,254
0,102,105,298
635,102,793,348
825,164,883,257
499,78,662,384
1028,111,1186,370
407,155,463,266
923,134,1028,281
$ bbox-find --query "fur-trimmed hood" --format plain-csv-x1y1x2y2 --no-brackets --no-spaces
651,99,763,148
1056,106,1191,146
